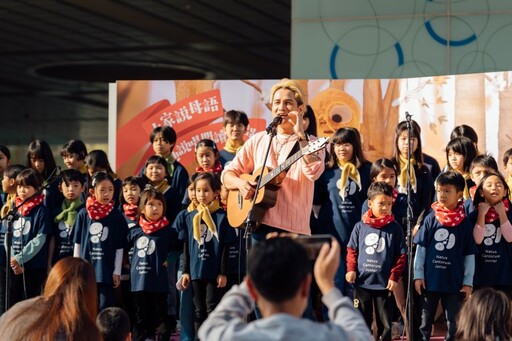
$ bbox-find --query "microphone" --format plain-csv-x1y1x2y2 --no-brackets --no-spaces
41,166,62,189
266,116,283,134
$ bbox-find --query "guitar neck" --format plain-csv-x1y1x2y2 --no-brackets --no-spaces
259,149,303,188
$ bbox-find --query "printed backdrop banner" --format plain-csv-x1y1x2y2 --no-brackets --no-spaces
113,74,512,179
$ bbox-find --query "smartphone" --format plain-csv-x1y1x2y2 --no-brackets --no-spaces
296,234,333,260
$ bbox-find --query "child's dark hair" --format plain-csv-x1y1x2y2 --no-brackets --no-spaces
304,105,318,137
473,172,509,208
393,120,424,168
367,181,394,200
327,127,365,168
96,307,131,341
150,126,177,147
16,168,43,189
120,176,144,205
61,169,85,186
436,171,466,193
187,172,200,187
370,158,397,182
503,148,512,168
446,137,477,173
85,150,115,175
450,124,478,145
470,154,499,173
0,145,11,160
248,237,310,303
194,172,221,192
91,171,115,189
223,110,249,127
138,186,167,218
60,139,88,160
26,139,57,179
195,139,219,154
143,155,171,183
4,164,26,181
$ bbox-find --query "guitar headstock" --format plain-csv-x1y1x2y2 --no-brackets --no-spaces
303,137,330,155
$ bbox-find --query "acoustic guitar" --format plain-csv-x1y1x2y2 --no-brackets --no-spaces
227,137,329,228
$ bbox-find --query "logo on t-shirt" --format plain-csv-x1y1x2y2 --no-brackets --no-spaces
337,179,357,199
483,224,502,246
199,223,214,244
136,236,156,257
12,218,30,238
58,221,72,239
434,228,456,251
89,222,108,244
364,233,385,255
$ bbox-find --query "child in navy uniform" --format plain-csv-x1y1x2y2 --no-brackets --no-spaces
219,110,249,168
10,168,52,305
414,171,478,341
445,137,478,200
346,182,407,341
127,187,177,341
178,172,235,334
464,154,499,214
73,171,128,311
470,172,512,294
52,169,85,264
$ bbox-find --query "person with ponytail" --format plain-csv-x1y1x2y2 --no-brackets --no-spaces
72,171,128,311
0,257,101,341
127,187,178,341
177,172,235,334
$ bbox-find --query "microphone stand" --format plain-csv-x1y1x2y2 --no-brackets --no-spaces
243,121,280,270
405,112,415,340
3,168,62,312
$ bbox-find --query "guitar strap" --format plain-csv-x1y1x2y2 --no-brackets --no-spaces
282,141,300,174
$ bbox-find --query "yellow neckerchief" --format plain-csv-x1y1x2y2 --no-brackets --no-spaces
193,200,221,245
0,193,16,219
398,154,417,193
223,139,244,154
79,164,88,175
462,172,471,200
154,179,170,194
187,201,198,213
507,175,512,201
336,159,361,200
165,155,175,178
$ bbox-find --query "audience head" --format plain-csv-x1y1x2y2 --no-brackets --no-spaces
96,307,131,341
247,237,310,304
455,288,512,341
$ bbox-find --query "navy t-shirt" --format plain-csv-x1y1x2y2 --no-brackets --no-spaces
468,210,512,287
72,208,128,284
51,203,85,264
127,224,176,292
11,204,52,269
219,149,236,168
315,161,371,246
178,208,235,280
348,221,406,290
413,212,477,293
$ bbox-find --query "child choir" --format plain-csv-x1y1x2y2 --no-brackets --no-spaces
1,110,512,341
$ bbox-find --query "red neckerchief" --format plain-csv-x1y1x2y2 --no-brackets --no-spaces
469,185,477,200
431,201,466,227
123,203,138,221
196,161,223,174
392,188,398,205
86,195,114,220
362,209,395,228
139,215,169,235
16,194,44,217
484,198,510,223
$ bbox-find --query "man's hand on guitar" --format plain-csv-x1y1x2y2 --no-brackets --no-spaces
239,180,257,200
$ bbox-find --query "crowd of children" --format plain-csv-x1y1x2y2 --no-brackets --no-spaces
1,101,512,341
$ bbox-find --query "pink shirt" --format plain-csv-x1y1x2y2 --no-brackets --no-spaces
222,131,325,235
